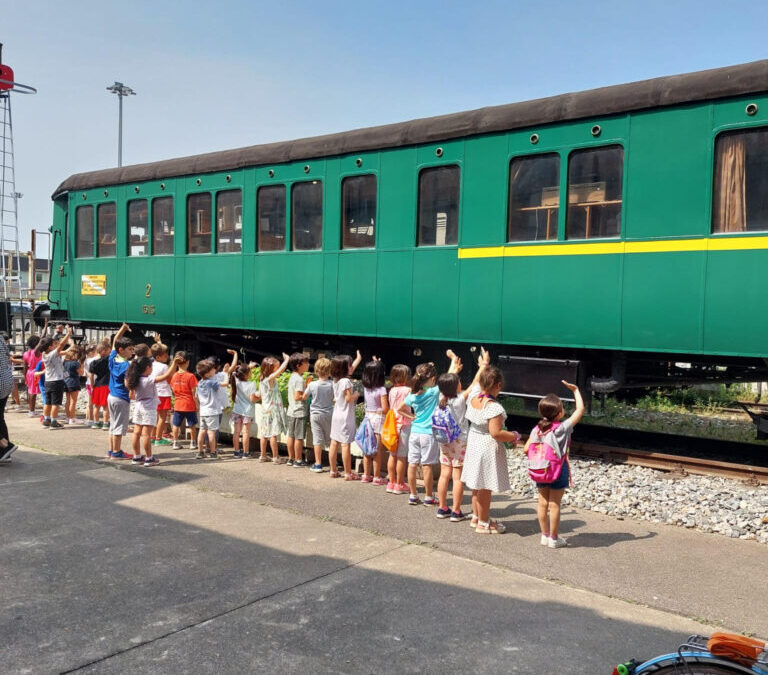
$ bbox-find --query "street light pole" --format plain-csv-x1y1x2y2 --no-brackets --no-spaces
106,81,136,167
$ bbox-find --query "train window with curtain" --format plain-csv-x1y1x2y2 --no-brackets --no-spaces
257,185,286,251
128,199,148,256
566,145,623,240
342,175,377,248
292,181,323,250
508,154,560,241
76,206,94,258
713,128,768,233
97,202,116,257
216,189,242,253
187,193,212,254
152,197,174,255
418,166,460,246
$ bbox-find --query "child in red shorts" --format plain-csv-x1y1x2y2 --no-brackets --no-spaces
151,337,173,445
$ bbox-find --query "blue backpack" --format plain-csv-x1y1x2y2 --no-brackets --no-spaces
432,405,461,445
355,416,378,457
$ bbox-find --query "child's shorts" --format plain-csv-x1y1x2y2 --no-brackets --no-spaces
365,411,383,434
310,411,331,448
172,411,198,428
395,425,410,459
199,414,220,431
45,380,65,406
230,412,253,425
108,395,130,435
133,406,157,427
408,432,438,465
65,383,81,393
286,414,306,440
157,396,172,411
92,386,109,407
535,459,570,491
439,439,467,467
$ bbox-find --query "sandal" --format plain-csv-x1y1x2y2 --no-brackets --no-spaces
469,516,479,528
258,455,271,463
344,472,361,481
329,470,341,478
476,519,506,534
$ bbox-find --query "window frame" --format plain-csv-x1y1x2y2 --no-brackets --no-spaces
151,195,175,256
186,191,214,255
506,151,561,243
127,198,149,257
256,183,288,253
75,205,94,258
415,163,462,248
291,180,324,251
215,188,243,254
96,202,117,258
340,173,378,250
564,143,625,241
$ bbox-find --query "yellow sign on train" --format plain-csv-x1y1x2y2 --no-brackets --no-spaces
80,275,106,296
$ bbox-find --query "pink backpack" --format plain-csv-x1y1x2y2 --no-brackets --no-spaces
526,422,569,483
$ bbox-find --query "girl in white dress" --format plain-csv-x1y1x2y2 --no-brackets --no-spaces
259,353,289,463
462,365,521,534
329,350,362,479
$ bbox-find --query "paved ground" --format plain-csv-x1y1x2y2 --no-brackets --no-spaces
2,412,767,673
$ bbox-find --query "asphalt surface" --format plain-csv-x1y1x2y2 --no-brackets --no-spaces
2,412,766,673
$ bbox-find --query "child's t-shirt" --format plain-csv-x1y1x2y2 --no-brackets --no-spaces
531,418,575,458
306,379,333,415
134,374,159,415
84,356,97,376
35,359,46,391
152,360,172,397
332,377,354,420
215,371,230,411
108,349,131,401
364,386,386,413
90,356,110,388
404,386,440,435
388,385,412,431
233,379,258,417
287,372,307,418
196,376,222,416
63,360,81,389
42,350,65,382
171,371,198,412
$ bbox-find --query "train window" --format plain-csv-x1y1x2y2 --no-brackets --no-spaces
216,189,242,253
508,154,560,241
257,185,286,252
292,181,323,250
75,206,94,258
418,166,459,246
713,128,768,233
97,202,116,257
566,145,623,240
128,199,148,256
152,197,174,255
187,193,212,254
342,174,377,248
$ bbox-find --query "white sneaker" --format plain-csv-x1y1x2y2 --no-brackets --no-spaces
190,443,197,450
540,534,550,546
548,536,568,549
172,442,179,450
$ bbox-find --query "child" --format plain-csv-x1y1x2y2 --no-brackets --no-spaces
63,344,84,425
525,381,585,549
108,323,134,458
89,340,111,429
386,364,411,495
133,343,150,359
303,357,333,473
125,354,179,466
195,352,236,459
259,353,289,463
170,351,198,450
434,348,489,521
229,362,260,458
151,338,173,445
83,343,98,426
286,352,310,467
361,357,389,485
33,359,46,422
37,325,72,429
462,365,521,534
22,335,41,417
398,362,440,505
329,350,362,480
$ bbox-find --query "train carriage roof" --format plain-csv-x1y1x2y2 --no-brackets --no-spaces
53,59,768,198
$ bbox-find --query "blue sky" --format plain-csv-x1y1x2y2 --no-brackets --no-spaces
4,0,768,256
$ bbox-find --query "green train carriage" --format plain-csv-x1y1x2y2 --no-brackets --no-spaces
48,60,768,397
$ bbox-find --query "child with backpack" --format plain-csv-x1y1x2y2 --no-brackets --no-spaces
360,357,389,485
525,381,585,548
398,362,440,506
385,364,411,494
433,348,489,521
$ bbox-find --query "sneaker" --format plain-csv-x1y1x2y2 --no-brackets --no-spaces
258,455,270,463
310,463,323,473
393,482,409,495
42,418,51,427
27,410,37,418
372,477,387,486
294,460,308,468
243,453,252,459
172,442,180,450
0,443,18,462
209,452,218,459
408,495,421,506
386,481,396,493
131,455,144,465
548,537,568,549
423,496,437,506
195,452,204,459
450,510,466,522
435,508,451,519
232,450,243,458
540,534,551,546
50,420,64,430
344,472,361,481
361,474,373,483
154,438,171,446
286,459,294,467
144,456,159,467
190,443,198,451
329,470,341,478
111,450,128,460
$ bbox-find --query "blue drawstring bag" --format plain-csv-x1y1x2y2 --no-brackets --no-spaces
355,416,378,457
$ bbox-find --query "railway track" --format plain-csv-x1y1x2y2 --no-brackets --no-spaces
505,413,768,485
